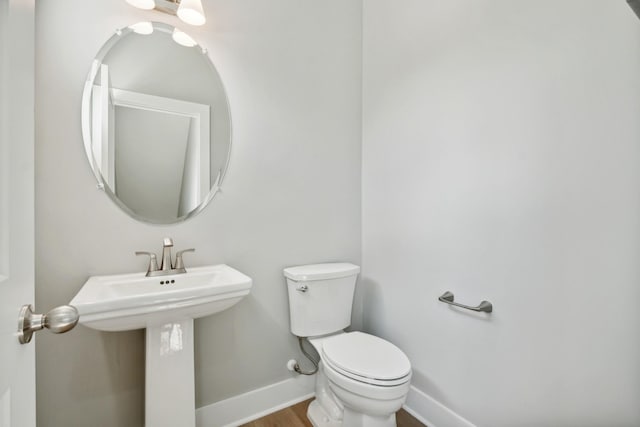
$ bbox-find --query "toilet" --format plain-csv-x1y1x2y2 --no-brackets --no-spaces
284,263,412,427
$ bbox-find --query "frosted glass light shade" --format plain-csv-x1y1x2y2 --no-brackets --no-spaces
177,0,206,26
129,22,154,35
172,28,197,47
126,0,155,10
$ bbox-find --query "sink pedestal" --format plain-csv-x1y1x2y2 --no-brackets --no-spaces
146,319,195,427
70,264,253,427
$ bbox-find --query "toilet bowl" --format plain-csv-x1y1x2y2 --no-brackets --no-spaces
284,263,412,427
309,332,411,427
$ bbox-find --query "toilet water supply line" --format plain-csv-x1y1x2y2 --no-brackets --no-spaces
288,337,319,375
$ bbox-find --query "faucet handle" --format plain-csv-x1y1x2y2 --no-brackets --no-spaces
174,248,195,271
163,237,174,247
135,251,159,275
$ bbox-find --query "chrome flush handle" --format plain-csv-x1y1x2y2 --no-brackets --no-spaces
296,284,308,293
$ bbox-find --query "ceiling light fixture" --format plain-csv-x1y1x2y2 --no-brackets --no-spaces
126,0,206,26
176,0,206,26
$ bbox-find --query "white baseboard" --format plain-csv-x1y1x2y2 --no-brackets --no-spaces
196,375,315,427
403,385,477,427
196,377,475,427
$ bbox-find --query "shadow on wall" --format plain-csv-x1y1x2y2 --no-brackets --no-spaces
359,277,447,403
56,326,145,426
359,276,384,333
628,0,640,19
194,293,298,406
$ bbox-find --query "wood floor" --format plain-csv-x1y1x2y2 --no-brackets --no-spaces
240,399,426,427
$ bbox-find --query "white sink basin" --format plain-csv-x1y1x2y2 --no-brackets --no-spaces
70,264,252,331
70,263,252,427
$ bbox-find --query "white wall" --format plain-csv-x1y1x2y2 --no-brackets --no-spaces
362,1,640,426
35,1,361,426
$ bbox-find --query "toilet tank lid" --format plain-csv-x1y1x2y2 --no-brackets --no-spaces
283,263,360,281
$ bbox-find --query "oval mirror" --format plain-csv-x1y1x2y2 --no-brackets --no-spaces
81,22,231,224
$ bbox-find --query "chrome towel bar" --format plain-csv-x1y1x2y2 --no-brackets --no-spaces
438,291,493,313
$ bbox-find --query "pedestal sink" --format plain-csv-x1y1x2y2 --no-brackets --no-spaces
70,264,252,427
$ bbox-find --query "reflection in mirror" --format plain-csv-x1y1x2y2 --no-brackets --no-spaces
82,22,231,224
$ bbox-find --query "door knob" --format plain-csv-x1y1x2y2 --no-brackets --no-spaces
18,304,79,344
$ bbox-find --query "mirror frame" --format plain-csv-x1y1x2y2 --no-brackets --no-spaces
81,22,232,224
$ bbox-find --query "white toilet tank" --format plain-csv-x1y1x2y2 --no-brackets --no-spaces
284,263,360,337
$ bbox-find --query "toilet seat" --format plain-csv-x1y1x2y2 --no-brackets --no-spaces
321,332,411,387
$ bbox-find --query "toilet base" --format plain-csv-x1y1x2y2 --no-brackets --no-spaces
307,399,398,427
308,400,341,427
343,407,397,427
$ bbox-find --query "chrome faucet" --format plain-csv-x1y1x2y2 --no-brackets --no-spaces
136,237,195,277
160,237,174,272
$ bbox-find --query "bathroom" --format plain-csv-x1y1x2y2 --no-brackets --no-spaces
1,0,639,426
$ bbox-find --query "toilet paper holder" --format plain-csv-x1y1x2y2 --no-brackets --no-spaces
438,291,493,313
